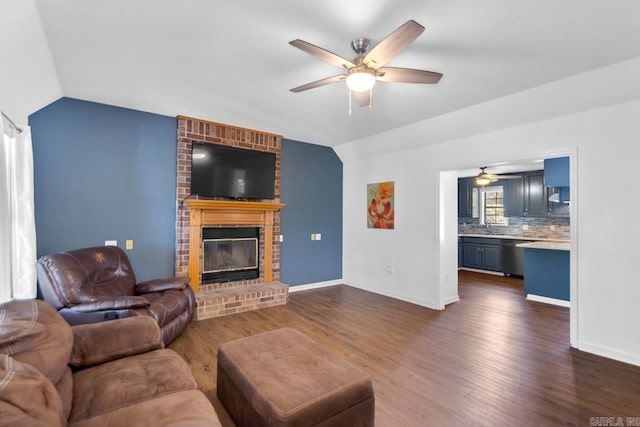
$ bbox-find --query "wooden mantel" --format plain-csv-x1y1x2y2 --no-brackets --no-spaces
185,199,284,292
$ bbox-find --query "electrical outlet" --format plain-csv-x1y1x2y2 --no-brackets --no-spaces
550,225,556,231
105,240,117,247
315,233,321,240
279,234,283,242
125,240,134,250
386,265,393,274
522,224,529,231
311,234,315,241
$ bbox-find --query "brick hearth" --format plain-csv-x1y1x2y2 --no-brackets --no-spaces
174,116,288,320
196,282,288,319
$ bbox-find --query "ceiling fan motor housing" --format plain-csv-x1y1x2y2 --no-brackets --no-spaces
351,37,370,55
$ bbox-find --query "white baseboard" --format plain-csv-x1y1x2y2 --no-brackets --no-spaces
442,295,460,306
526,294,570,307
288,279,343,293
342,281,440,310
458,267,505,276
577,341,640,367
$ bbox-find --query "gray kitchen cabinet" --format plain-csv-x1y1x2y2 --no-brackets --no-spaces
462,237,502,272
503,171,546,218
523,171,546,217
503,176,524,217
458,178,473,218
546,187,570,218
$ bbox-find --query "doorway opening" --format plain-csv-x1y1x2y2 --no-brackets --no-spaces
440,152,577,347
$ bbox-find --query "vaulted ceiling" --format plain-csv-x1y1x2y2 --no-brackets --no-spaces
34,0,640,146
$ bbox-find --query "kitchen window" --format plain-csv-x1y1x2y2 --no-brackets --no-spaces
480,185,507,225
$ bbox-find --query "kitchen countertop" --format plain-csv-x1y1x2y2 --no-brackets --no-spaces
458,233,569,243
516,241,570,251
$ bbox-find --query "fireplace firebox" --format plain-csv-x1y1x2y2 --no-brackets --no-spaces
201,227,259,284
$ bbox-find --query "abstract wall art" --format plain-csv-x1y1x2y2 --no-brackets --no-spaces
367,181,395,229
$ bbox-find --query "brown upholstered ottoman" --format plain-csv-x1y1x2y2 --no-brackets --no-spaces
217,327,375,427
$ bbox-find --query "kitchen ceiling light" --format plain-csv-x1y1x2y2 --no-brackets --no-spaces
346,70,375,92
475,176,492,186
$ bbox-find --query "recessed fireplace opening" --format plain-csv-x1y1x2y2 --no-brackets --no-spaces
202,227,260,284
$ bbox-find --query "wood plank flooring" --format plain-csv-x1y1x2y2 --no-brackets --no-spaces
169,271,640,426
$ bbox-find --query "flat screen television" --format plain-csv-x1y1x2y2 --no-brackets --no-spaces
190,142,276,199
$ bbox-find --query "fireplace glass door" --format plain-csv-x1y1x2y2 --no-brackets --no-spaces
202,238,258,274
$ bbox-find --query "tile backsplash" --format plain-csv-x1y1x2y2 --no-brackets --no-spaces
458,216,570,240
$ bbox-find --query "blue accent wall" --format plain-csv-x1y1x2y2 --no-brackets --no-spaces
29,98,177,281
280,139,342,286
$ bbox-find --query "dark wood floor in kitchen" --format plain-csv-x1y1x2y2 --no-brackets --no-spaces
169,270,640,427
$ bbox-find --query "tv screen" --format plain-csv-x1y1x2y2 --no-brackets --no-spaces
190,142,276,199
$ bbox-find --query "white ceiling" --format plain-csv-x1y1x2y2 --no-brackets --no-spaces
34,0,640,147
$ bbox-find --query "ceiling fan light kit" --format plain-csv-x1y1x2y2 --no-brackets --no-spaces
474,166,522,186
289,19,443,111
346,69,376,92
475,176,492,186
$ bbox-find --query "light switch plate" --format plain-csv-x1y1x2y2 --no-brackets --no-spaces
125,240,134,250
105,240,117,247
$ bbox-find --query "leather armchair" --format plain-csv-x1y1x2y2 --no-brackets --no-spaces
36,246,196,345
0,299,221,426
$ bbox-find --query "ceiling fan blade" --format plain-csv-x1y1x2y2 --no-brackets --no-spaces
363,20,425,69
376,67,443,84
353,90,372,107
290,74,346,92
289,39,355,69
493,175,522,180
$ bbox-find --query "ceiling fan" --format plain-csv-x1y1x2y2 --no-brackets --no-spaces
475,167,522,186
289,20,443,109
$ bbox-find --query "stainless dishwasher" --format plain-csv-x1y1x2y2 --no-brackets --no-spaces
501,239,533,277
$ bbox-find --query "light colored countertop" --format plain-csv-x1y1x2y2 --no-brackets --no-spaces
458,233,569,243
516,241,570,251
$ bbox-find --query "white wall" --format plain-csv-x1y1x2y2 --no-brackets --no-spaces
336,59,640,366
0,0,61,122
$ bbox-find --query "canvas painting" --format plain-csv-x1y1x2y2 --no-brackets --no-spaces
367,181,395,229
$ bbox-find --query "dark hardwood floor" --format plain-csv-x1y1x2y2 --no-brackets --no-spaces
170,271,640,426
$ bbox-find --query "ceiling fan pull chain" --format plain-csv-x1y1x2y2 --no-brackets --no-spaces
348,88,352,115
369,89,373,108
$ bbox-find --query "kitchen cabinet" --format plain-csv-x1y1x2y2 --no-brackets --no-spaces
458,178,473,218
544,157,569,187
502,176,524,217
546,187,570,218
502,171,546,218
458,237,463,268
463,242,482,269
503,170,569,218
462,237,502,272
544,156,570,203
519,242,570,301
523,171,546,217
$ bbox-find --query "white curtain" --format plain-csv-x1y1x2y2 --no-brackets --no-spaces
1,112,37,303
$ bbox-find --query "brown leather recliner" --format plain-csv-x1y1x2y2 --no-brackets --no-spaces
0,299,221,426
36,246,196,345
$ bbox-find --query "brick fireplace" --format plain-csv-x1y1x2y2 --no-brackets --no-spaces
175,116,288,319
